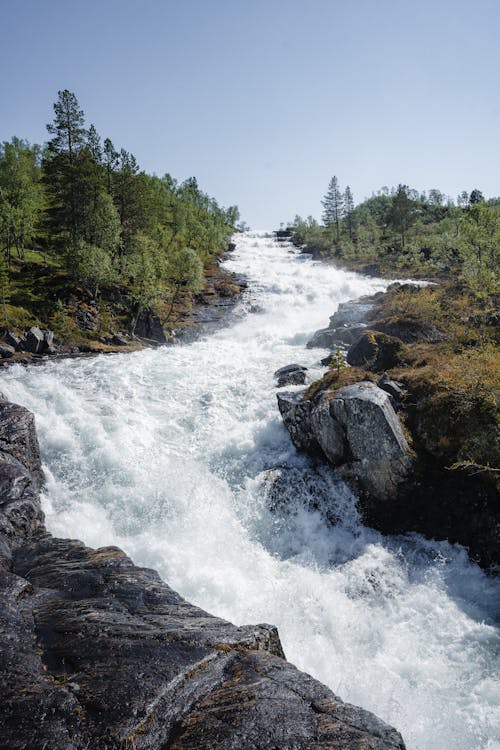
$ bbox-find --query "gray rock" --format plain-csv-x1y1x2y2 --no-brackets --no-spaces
378,373,406,404
278,383,412,502
277,391,316,453
25,326,45,353
329,300,374,327
274,363,308,387
134,311,167,343
4,330,23,351
307,323,367,349
0,343,15,359
43,329,54,348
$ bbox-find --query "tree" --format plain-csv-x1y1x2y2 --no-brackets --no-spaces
321,176,343,240
0,138,44,263
44,90,88,246
164,247,204,321
457,191,469,210
389,184,415,249
343,186,355,240
72,240,114,299
46,90,86,165
469,189,485,205
103,138,118,195
459,203,499,296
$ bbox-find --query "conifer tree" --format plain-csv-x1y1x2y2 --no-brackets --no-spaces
321,176,344,240
343,185,355,240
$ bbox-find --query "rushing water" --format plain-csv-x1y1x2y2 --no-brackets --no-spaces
2,232,499,750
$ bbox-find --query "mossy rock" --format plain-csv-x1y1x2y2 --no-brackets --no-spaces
346,330,405,372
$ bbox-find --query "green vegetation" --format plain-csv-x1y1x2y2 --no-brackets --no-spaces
0,90,239,343
290,177,500,295
290,180,499,480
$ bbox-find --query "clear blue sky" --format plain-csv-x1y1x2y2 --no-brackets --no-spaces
1,0,499,227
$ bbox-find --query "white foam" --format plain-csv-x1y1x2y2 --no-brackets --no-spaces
2,232,498,750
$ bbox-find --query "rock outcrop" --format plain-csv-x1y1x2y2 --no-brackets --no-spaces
278,382,412,503
0,399,406,750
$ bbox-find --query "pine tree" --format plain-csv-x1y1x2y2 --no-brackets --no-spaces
321,176,344,241
46,90,86,165
103,138,118,195
343,185,355,240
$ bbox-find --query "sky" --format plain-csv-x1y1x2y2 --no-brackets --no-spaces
1,0,499,227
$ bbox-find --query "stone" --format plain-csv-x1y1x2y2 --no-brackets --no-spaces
4,330,23,351
347,331,405,372
110,334,128,346
329,299,375,327
24,326,45,354
371,319,448,344
134,311,167,343
43,329,54,348
307,323,366,349
0,343,15,359
377,373,406,404
274,363,307,387
278,382,412,503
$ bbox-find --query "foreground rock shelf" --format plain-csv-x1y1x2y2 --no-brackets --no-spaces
0,400,406,749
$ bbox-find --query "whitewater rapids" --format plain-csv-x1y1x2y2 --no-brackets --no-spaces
2,232,499,750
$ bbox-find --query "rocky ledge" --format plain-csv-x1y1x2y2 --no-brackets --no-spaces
0,399,405,749
277,289,499,569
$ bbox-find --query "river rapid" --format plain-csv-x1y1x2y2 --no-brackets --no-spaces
2,232,499,750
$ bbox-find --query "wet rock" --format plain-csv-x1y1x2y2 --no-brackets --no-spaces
347,331,405,372
307,322,367,349
278,382,412,503
135,311,167,343
24,326,45,353
0,343,15,359
0,399,406,750
274,363,308,387
4,330,23,351
329,298,376,327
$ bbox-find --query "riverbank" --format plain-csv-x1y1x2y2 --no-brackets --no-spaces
0,248,247,368
276,269,499,569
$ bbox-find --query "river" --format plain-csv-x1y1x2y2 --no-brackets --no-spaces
2,231,499,750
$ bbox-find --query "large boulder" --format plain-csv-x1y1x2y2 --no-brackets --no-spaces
278,382,412,503
347,331,405,372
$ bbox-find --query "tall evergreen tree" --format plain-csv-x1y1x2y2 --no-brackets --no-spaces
343,185,355,240
321,176,344,240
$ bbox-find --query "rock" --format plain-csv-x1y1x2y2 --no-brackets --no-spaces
277,391,317,453
134,311,167,343
24,326,45,354
110,334,128,346
347,331,405,372
4,330,23,351
377,373,406,405
0,343,15,359
0,398,406,750
0,401,44,549
278,382,412,503
43,329,54,348
371,319,448,343
307,323,366,349
329,299,375,327
274,363,307,387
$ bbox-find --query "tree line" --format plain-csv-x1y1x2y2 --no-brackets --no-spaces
0,90,239,329
291,177,499,296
